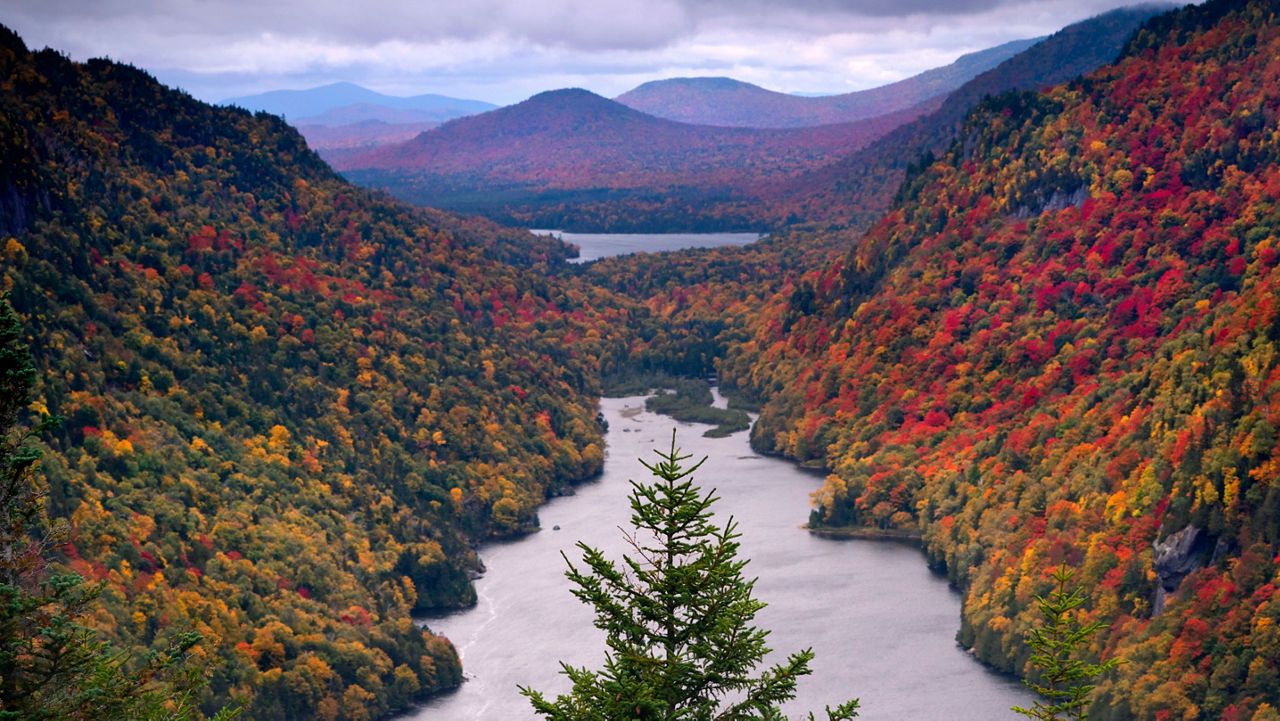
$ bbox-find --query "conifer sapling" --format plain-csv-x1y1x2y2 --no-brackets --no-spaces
521,430,859,720
1012,564,1118,721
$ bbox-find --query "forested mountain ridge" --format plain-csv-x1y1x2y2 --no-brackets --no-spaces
713,1,1280,717
0,25,637,720
612,38,1038,129
334,87,936,232
5,0,1280,718
573,6,1164,380
764,3,1171,231
334,6,1164,234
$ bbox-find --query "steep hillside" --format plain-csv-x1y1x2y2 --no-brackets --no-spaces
334,7,1161,233
766,3,1169,230
718,1,1280,717
572,7,1165,360
335,88,933,231
0,28,635,721
614,38,1038,129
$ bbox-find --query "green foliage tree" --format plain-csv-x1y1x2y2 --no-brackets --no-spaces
0,296,235,721
1012,565,1118,721
521,430,859,721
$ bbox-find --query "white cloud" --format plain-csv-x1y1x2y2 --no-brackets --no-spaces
2,0,1160,103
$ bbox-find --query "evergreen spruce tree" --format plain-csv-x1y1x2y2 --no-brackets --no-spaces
1012,565,1118,721
521,430,859,721
0,296,235,721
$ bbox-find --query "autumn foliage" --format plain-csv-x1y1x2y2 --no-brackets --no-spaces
0,27,632,720
4,0,1280,719
334,88,932,232
714,1,1280,717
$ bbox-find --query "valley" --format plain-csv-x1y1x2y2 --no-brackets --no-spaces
411,395,1031,720
2,1,1279,720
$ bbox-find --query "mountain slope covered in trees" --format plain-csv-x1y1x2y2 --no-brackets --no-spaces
334,88,935,232
6,1,1280,719
334,7,1162,234
712,1,1280,718
573,7,1165,384
0,27,638,721
612,39,1038,129
763,3,1171,231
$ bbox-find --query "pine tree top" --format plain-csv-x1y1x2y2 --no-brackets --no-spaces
522,429,860,721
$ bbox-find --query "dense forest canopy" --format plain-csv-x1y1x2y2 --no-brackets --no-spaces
333,88,931,233
0,23,647,720
3,0,1280,719
714,1,1280,718
330,7,1159,235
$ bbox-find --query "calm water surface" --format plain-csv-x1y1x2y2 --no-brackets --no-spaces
531,230,762,262
409,393,1030,720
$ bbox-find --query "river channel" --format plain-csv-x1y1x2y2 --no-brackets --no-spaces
408,393,1030,720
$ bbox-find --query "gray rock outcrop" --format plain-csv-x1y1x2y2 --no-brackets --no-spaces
1152,525,1213,615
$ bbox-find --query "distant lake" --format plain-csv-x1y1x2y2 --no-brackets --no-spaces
531,229,764,263
407,392,1031,720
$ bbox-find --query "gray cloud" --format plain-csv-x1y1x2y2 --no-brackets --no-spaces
2,0,1156,103
7,0,695,52
691,0,1005,19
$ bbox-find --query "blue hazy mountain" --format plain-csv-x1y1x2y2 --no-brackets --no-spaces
223,81,495,124
614,38,1041,128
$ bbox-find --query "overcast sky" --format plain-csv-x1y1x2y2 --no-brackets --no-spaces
6,0,1155,105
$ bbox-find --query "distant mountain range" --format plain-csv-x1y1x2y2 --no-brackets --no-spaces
332,88,936,228
336,87,928,180
326,5,1167,232
223,81,495,124
223,82,495,153
766,3,1173,229
298,103,451,126
613,38,1040,129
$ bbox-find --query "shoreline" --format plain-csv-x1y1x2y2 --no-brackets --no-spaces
807,524,924,546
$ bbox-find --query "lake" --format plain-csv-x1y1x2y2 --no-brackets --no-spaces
407,393,1031,720
531,230,763,262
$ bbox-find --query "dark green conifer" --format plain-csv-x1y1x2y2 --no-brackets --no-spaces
1012,565,1119,721
521,430,859,721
